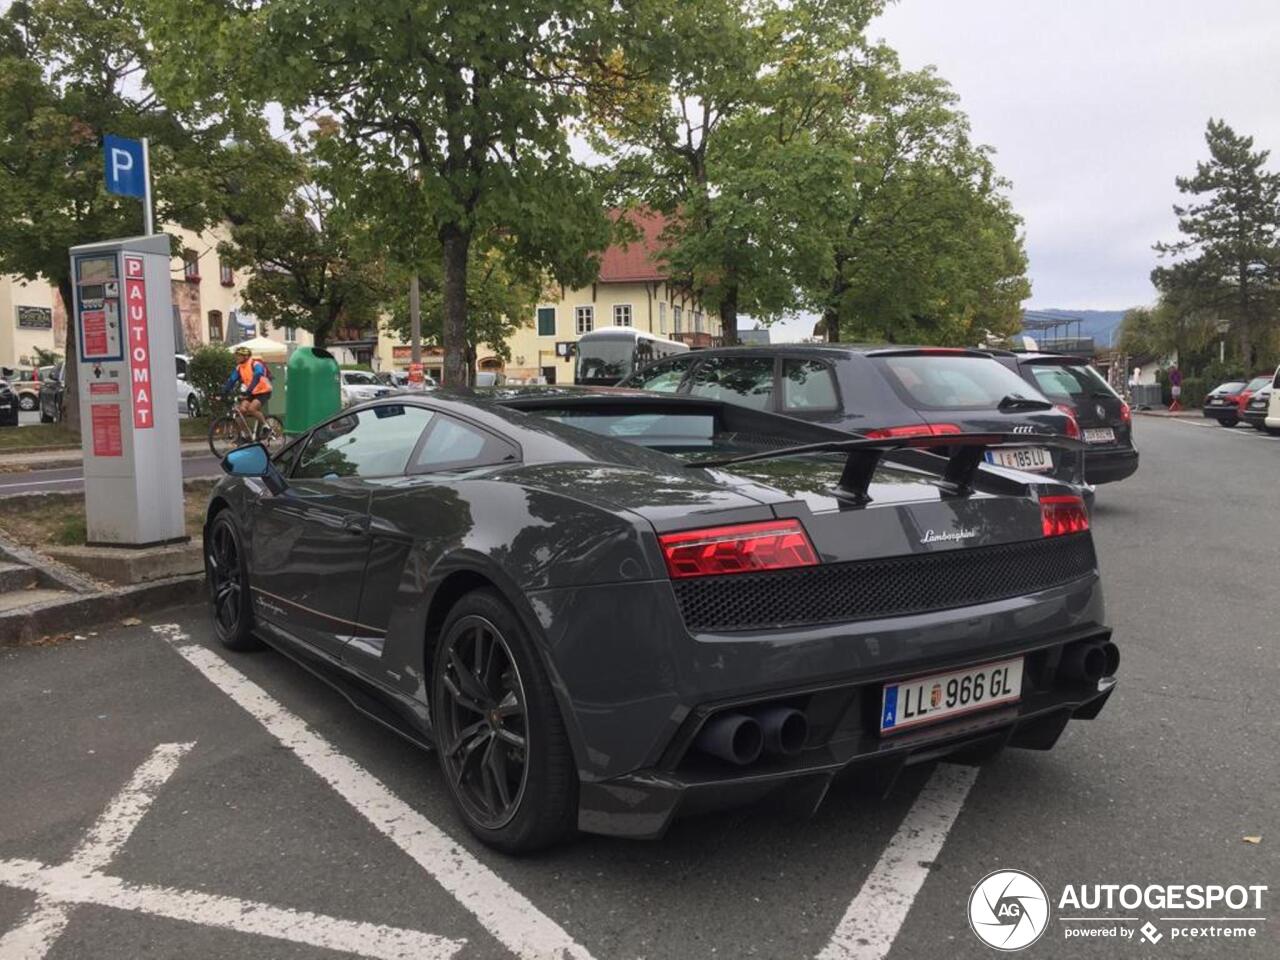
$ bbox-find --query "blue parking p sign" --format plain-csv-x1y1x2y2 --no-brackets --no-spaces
103,135,146,198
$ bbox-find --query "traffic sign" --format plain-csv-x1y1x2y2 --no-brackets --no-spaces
103,135,146,198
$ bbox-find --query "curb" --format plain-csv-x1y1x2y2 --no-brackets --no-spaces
0,445,214,473
0,574,205,645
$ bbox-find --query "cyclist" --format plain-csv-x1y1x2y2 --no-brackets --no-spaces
220,346,273,439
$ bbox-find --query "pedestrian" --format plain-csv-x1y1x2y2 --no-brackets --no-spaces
1168,364,1182,411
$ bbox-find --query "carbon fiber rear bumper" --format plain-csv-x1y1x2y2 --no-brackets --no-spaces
577,676,1115,839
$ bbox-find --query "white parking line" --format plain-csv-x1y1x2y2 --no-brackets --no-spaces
153,623,596,960
816,763,979,960
0,742,194,960
0,858,462,960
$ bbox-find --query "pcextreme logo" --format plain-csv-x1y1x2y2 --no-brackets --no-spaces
968,869,1050,951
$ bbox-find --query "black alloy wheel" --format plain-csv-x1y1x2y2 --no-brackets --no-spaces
437,616,529,829
432,589,576,852
18,393,36,411
204,512,261,651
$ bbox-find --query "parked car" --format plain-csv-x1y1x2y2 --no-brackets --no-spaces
38,363,64,423
0,378,18,427
177,376,204,417
1265,366,1280,435
373,370,408,388
618,344,1086,488
13,368,42,412
1202,380,1253,426
207,389,1114,851
989,351,1138,485
1243,385,1272,431
340,369,391,406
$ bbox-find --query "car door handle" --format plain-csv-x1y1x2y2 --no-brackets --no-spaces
340,515,369,535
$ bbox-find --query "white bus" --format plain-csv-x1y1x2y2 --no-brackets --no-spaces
574,328,689,386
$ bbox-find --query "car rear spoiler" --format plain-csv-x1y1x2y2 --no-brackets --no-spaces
689,433,1087,502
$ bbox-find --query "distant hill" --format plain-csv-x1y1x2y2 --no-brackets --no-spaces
1019,309,1126,348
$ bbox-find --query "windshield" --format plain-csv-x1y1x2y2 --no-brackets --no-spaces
344,371,376,385
872,354,1047,410
1244,376,1270,392
575,340,638,384
1028,362,1118,401
534,410,717,450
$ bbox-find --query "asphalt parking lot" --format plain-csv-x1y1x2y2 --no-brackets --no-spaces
0,415,1275,960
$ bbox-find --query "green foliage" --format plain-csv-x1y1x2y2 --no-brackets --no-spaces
811,52,1030,345
0,0,274,430
1152,119,1280,368
31,346,61,366
143,0,614,385
186,344,235,413
218,131,392,348
381,238,540,364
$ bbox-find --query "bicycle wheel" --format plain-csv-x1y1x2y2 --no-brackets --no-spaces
208,415,242,458
260,416,287,453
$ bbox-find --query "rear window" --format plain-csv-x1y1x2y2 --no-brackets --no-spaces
1212,382,1246,394
1028,362,1117,401
872,354,1044,411
688,356,774,410
1245,376,1270,392
534,410,716,450
782,359,838,410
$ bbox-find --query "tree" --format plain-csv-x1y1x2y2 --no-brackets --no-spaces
219,131,393,348
811,53,1030,344
592,0,881,342
144,0,613,386
1117,296,1218,368
1153,119,1280,369
381,234,541,369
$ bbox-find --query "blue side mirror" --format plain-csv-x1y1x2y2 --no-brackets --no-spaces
221,443,288,495
222,443,270,477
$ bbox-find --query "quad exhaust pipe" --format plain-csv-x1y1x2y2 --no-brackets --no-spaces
696,706,809,766
1060,640,1120,682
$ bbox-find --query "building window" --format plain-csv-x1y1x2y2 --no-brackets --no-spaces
694,310,703,334
284,326,297,343
658,302,667,334
673,305,683,334
207,310,223,342
219,261,234,286
613,303,632,327
536,306,556,337
575,305,594,334
182,250,200,282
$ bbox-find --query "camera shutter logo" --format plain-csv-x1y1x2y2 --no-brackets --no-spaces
968,869,1050,951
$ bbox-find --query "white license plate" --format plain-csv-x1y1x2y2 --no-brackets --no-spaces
1083,427,1115,444
984,446,1052,472
880,658,1023,734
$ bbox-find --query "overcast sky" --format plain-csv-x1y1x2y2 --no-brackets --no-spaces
765,0,1280,339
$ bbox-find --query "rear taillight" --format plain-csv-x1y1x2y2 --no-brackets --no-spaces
862,423,962,439
1054,404,1081,439
1041,495,1089,537
1119,401,1131,422
658,519,819,579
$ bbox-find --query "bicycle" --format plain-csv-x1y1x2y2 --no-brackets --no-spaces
208,393,286,458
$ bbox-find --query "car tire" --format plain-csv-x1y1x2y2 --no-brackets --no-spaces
204,510,262,652
431,587,577,853
1217,417,1237,427
39,406,53,423
18,393,36,412
1266,426,1280,437
187,394,200,418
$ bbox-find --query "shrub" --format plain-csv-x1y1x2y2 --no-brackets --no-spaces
187,344,236,414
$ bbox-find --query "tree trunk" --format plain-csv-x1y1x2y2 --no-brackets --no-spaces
1236,270,1251,369
823,306,840,343
58,278,81,434
440,223,470,387
719,285,739,345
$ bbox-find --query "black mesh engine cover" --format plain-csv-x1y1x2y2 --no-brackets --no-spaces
671,533,1097,632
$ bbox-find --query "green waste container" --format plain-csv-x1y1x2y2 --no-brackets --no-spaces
284,346,341,434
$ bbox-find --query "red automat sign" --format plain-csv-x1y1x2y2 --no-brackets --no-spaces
89,382,120,396
82,309,109,356
123,255,153,428
91,403,122,457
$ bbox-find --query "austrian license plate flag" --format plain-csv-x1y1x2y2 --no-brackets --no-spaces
985,447,1052,472
881,658,1024,734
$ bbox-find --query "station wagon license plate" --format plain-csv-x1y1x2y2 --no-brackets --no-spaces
1083,427,1116,444
880,658,1023,734
984,447,1052,472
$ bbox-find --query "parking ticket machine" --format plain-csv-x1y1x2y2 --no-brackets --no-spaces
68,234,184,546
